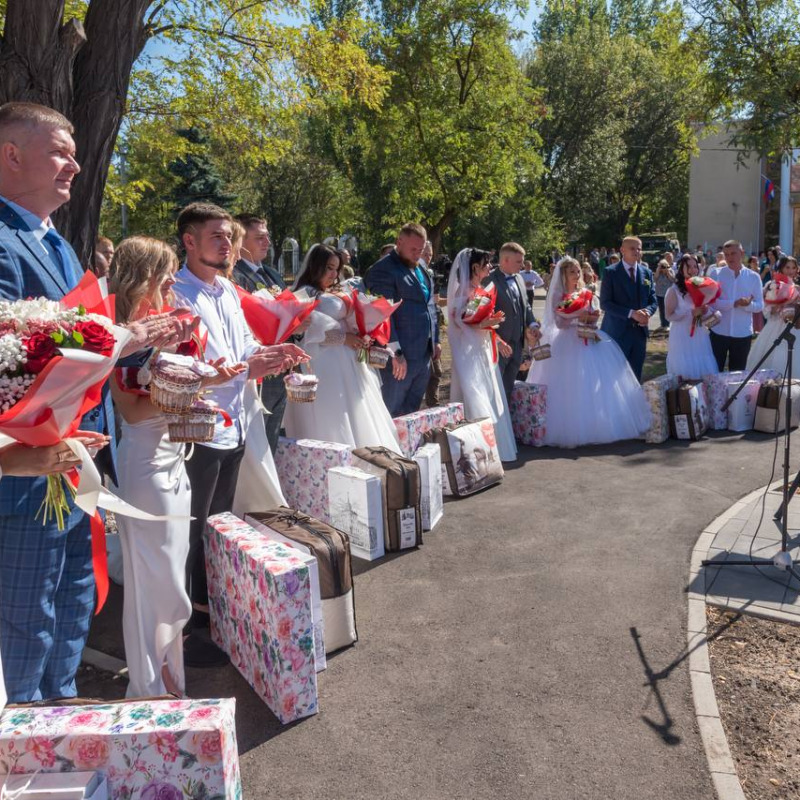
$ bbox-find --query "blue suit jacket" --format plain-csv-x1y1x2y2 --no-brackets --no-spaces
599,262,657,343
364,251,438,363
0,202,117,514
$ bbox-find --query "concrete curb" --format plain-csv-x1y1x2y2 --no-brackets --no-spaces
689,485,772,800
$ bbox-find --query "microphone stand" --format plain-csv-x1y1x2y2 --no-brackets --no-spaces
704,303,800,581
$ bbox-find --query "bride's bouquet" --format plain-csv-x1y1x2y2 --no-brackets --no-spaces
685,276,721,336
0,272,130,529
236,285,319,346
351,290,401,365
557,288,598,343
764,273,798,322
461,285,497,326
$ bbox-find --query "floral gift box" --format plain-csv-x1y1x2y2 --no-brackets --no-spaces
205,513,319,725
275,438,353,523
642,373,679,444
509,382,547,447
392,402,465,457
0,697,241,799
702,369,781,430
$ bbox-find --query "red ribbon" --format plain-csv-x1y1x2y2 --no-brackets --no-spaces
67,470,109,615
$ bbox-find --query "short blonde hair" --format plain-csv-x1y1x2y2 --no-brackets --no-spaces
0,102,73,142
500,242,525,256
110,237,179,322
621,236,642,248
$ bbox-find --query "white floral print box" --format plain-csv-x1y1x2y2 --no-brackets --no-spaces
0,697,241,800
205,513,319,724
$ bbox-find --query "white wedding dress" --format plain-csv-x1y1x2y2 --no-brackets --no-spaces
116,414,191,698
284,293,401,451
747,300,800,374
447,251,517,462
665,285,719,380
527,263,651,448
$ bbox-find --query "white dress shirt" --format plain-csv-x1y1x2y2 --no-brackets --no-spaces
709,265,764,338
172,266,261,449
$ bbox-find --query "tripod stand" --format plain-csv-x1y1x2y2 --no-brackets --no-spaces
702,304,800,582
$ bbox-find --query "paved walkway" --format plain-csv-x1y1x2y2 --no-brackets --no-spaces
82,430,789,799
699,482,800,622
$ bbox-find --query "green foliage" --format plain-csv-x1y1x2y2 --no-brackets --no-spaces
527,0,709,244
167,127,236,212
693,0,800,154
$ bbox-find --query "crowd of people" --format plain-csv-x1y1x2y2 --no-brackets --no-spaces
0,100,796,710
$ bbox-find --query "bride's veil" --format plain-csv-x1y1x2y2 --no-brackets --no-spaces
446,248,472,325
542,257,569,339
290,245,318,292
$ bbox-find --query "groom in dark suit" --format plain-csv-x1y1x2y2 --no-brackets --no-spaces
483,242,541,403
231,214,288,453
365,222,439,416
599,236,657,381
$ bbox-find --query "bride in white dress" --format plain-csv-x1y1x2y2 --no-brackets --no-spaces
665,254,719,380
746,255,800,373
447,248,517,462
110,237,243,697
284,244,401,451
527,257,651,448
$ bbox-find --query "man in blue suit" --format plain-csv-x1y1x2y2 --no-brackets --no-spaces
599,236,657,381
0,102,194,702
364,223,440,416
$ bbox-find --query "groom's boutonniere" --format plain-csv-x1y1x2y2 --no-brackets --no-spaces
255,281,267,291
643,278,651,288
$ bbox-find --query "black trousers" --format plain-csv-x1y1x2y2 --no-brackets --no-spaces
260,375,287,454
184,443,245,609
710,331,752,372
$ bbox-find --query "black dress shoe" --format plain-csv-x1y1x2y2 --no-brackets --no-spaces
184,632,230,668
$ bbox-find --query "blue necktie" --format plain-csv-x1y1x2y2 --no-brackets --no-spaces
43,228,79,289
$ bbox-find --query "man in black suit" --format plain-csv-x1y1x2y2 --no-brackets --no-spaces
483,242,540,404
232,214,288,453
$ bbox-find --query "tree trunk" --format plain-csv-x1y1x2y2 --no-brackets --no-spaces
426,208,455,258
57,0,152,264
0,0,152,265
0,1,85,114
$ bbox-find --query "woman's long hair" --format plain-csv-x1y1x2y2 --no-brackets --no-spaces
294,244,342,291
675,254,698,296
110,236,179,322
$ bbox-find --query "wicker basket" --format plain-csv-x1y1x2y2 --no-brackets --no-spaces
367,347,392,368
530,343,551,361
151,363,202,414
284,374,318,403
702,310,722,330
576,323,600,341
167,409,216,443
781,306,798,323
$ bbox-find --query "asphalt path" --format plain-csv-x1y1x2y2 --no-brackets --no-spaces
83,429,785,799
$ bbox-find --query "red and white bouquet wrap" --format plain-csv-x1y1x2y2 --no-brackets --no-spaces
236,285,319,346
764,273,798,321
685,276,721,336
460,284,502,360
557,288,597,343
351,290,401,363
0,273,189,611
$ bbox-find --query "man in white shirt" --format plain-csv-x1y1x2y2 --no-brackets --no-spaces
709,239,764,371
521,260,544,305
172,203,306,667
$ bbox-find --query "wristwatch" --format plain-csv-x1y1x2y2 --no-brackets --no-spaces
394,349,404,359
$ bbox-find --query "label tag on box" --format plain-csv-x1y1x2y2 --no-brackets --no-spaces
397,507,417,549
674,414,691,439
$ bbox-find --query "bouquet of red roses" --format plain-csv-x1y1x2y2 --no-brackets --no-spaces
351,290,402,363
0,273,130,529
685,276,721,336
556,288,594,318
236,286,319,346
